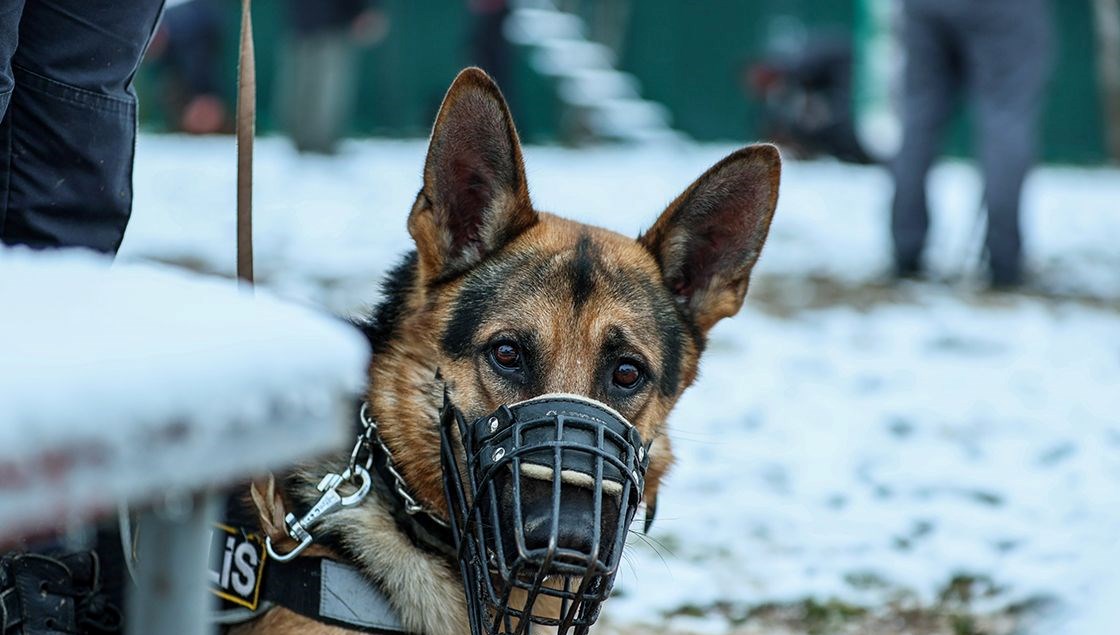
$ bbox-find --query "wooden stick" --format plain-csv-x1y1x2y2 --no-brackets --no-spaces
236,0,255,286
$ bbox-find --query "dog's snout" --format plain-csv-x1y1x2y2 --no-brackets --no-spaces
507,468,621,563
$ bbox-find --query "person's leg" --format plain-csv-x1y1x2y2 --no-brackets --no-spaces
0,0,165,254
287,32,355,155
0,1,27,238
472,6,514,111
963,0,1051,286
313,34,357,154
282,35,324,153
165,0,228,134
890,2,961,275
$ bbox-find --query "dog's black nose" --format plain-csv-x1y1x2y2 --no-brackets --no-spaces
523,484,594,554
507,473,621,566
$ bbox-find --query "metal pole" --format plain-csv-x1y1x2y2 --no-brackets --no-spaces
127,494,220,635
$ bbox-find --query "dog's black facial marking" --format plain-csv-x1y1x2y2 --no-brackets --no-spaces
635,275,691,397
443,277,499,360
441,251,538,359
354,251,418,355
568,232,598,310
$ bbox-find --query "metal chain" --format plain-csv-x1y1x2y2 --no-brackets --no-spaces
349,403,376,475
266,402,443,562
356,402,437,519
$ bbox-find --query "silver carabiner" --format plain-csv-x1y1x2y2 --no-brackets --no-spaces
265,466,371,562
338,465,372,507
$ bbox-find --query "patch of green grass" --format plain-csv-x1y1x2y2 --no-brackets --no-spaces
844,570,891,591
939,574,1002,607
800,598,869,634
950,614,983,635
664,603,707,619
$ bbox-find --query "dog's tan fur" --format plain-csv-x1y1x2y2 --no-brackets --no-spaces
235,68,780,635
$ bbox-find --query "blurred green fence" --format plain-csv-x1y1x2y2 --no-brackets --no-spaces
618,0,1106,163
138,0,1109,164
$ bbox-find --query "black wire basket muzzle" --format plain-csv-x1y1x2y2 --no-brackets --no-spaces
439,392,650,635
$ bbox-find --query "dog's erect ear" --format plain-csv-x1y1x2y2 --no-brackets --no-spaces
409,67,536,282
639,144,780,334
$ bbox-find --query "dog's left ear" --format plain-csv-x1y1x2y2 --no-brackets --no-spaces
409,67,537,283
639,144,780,334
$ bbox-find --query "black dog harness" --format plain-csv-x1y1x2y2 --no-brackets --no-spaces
215,392,648,635
211,403,455,634
211,550,406,634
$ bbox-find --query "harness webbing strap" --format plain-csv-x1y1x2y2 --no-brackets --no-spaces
254,558,407,634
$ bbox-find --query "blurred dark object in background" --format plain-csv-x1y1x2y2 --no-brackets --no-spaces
744,31,877,165
147,0,230,135
279,0,388,154
1092,0,1120,160
467,0,513,113
890,0,1052,287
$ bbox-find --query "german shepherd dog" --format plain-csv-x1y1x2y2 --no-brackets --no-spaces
234,68,780,634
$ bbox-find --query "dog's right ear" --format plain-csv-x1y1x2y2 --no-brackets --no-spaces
409,67,537,283
639,144,780,334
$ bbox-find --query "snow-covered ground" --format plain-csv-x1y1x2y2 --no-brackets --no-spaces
120,135,1119,634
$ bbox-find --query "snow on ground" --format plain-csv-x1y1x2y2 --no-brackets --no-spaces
120,135,1119,633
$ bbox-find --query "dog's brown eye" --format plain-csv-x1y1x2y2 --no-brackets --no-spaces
612,361,642,389
492,342,522,369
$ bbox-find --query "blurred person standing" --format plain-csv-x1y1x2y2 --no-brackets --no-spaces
147,0,230,135
468,0,513,105
0,0,166,255
280,0,388,154
890,0,1051,288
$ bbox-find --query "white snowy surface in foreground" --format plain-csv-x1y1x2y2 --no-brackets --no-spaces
0,248,369,532
120,135,1119,633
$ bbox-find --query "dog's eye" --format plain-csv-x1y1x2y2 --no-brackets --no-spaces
491,342,522,370
612,360,643,389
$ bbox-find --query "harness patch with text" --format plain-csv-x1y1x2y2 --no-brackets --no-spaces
208,523,267,610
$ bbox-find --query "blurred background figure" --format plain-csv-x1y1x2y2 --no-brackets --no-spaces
147,0,230,135
279,0,389,154
744,29,876,164
468,0,513,109
890,0,1052,288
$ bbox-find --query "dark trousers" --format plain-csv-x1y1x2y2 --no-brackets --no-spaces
890,0,1051,281
0,0,165,255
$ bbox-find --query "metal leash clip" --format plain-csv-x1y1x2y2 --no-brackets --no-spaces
265,464,371,562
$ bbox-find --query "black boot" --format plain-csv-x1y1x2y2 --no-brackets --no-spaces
0,552,121,635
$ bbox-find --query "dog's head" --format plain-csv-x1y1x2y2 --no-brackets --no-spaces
365,67,779,630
